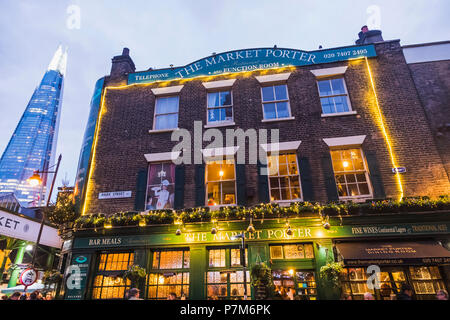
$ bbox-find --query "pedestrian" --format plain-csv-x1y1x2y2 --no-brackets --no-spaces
127,288,142,300
29,290,43,300
341,293,352,300
1,295,8,300
168,292,177,300
45,293,53,300
8,292,21,300
396,283,413,300
363,292,375,300
287,288,296,300
436,289,448,300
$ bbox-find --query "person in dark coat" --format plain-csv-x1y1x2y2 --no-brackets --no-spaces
396,283,413,300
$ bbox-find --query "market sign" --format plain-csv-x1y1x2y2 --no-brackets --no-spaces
0,209,61,248
72,222,450,249
98,190,132,199
128,45,377,84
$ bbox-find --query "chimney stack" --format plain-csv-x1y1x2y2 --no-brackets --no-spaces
110,47,135,77
355,25,383,45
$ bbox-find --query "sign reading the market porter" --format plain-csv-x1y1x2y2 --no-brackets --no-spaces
129,45,377,84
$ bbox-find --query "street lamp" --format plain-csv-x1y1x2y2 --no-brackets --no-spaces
231,232,248,300
28,154,62,267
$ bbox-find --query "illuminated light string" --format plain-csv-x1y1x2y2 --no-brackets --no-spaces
364,56,404,201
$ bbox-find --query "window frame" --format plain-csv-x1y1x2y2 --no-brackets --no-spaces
330,148,374,201
316,76,353,115
91,251,134,300
266,151,303,204
260,83,292,120
146,248,190,300
206,89,234,125
145,161,176,211
205,158,237,208
152,95,180,131
205,246,250,300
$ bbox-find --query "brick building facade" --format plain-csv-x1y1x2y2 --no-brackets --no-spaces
77,38,449,216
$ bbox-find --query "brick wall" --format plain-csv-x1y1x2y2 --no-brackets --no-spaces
83,40,450,215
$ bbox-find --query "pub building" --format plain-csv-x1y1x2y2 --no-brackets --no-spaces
61,27,450,300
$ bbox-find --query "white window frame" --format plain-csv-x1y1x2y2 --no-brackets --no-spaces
330,148,373,202
316,76,354,116
266,151,303,204
152,95,179,131
260,83,293,121
205,158,237,209
206,89,234,126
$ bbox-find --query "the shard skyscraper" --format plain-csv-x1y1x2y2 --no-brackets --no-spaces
0,45,67,207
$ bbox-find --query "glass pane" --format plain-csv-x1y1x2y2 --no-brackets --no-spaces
320,97,334,114
262,86,275,102
156,96,179,114
274,85,288,100
207,162,221,181
222,162,235,180
220,91,232,106
222,181,236,204
318,80,332,96
263,103,276,119
208,285,227,298
209,250,226,267
304,244,314,258
333,96,349,113
289,176,300,188
155,113,178,130
348,184,359,196
270,246,283,259
270,188,281,201
290,187,301,200
283,244,305,259
330,78,346,95
346,174,356,183
358,183,370,195
279,177,289,188
208,92,220,107
224,107,233,121
280,188,289,200
276,102,290,118
207,182,220,206
208,108,220,122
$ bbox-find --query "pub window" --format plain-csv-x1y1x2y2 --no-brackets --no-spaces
330,148,372,199
206,159,236,206
146,162,175,210
261,84,291,120
341,268,375,300
267,152,302,202
92,252,134,299
153,96,179,130
206,247,250,299
269,243,314,260
147,249,190,299
317,77,352,114
273,270,317,300
207,90,233,124
409,266,446,298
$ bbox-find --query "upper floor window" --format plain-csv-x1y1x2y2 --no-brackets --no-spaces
207,90,233,124
317,77,352,114
330,148,372,199
206,159,236,206
146,162,175,210
267,153,302,202
261,84,291,120
154,96,179,130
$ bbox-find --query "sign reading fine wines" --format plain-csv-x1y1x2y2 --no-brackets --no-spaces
129,45,377,84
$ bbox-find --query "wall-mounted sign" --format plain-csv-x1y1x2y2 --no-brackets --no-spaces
73,222,450,249
64,253,92,300
98,191,132,199
392,167,407,173
19,268,37,288
0,209,61,248
129,45,377,84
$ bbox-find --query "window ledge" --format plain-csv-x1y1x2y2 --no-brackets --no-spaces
204,122,236,128
321,111,357,118
339,196,373,203
148,128,180,134
261,116,295,123
208,204,237,211
271,200,302,207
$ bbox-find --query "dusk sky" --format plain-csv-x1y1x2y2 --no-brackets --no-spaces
0,0,449,195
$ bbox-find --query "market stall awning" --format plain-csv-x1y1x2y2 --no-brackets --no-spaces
335,241,450,266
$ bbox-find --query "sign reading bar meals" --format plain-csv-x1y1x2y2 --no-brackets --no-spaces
98,190,132,200
129,44,377,84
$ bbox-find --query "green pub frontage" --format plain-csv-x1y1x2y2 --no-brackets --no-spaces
62,210,450,300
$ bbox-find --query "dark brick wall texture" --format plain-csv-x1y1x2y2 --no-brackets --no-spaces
84,40,450,215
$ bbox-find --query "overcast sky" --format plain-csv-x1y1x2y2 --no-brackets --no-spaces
0,0,449,195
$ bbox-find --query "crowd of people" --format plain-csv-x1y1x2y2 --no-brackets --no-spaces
340,284,449,300
1,290,53,300
125,288,186,300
